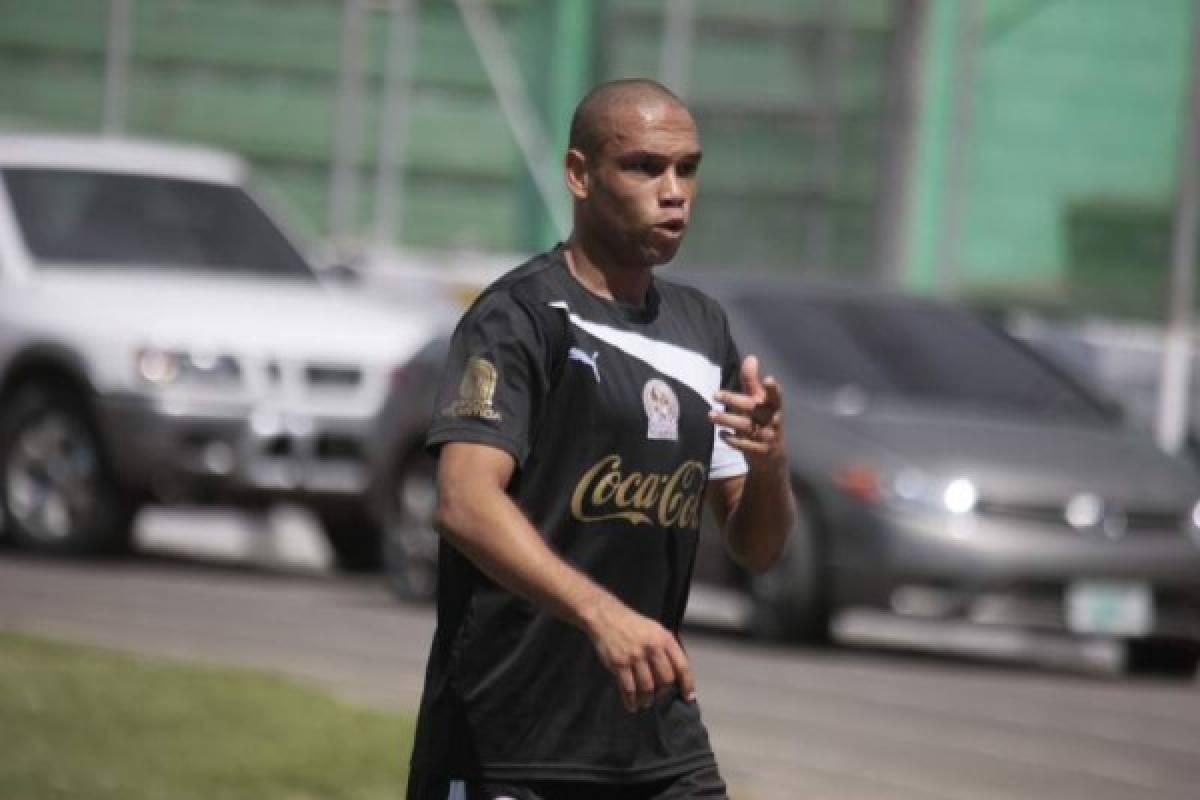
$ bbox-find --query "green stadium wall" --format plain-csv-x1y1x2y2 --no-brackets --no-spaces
3,0,1193,307
907,0,1196,318
0,0,898,274
0,0,560,253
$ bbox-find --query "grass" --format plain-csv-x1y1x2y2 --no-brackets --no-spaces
0,632,414,799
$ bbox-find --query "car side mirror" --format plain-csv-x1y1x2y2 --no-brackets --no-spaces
316,245,367,286
322,261,364,285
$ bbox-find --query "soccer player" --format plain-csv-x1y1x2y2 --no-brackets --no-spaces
407,78,796,800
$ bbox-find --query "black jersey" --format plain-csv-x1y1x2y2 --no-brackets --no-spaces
409,246,747,790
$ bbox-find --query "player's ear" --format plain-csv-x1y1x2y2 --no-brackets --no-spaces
565,148,589,200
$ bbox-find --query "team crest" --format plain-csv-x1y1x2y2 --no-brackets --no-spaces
643,378,679,441
444,356,502,421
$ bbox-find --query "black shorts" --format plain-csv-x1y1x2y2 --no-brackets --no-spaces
423,764,729,800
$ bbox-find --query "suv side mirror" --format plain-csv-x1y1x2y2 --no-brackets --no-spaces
316,245,367,286
322,261,364,285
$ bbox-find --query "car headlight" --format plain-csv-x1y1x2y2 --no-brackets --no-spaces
1189,499,1200,545
135,347,242,387
942,478,978,514
834,464,978,515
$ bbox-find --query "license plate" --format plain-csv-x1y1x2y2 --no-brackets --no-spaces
1065,581,1154,636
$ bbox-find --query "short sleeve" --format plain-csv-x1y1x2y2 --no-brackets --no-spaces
709,310,749,481
426,290,547,466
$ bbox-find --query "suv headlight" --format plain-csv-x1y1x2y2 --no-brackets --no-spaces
135,347,242,387
1189,499,1200,545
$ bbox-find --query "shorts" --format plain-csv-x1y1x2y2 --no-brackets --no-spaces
433,764,729,800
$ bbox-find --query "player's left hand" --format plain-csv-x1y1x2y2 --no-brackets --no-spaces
709,355,785,471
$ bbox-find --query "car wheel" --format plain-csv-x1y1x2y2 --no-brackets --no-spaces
748,502,830,644
382,448,439,603
0,384,134,555
318,507,383,573
1126,638,1200,679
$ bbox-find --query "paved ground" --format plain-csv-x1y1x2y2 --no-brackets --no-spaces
1,510,1199,800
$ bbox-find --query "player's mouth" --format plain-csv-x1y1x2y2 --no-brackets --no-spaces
653,219,687,238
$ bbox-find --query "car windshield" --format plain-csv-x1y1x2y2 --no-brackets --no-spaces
733,289,1116,424
3,168,314,280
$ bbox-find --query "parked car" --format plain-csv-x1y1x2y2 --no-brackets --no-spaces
0,134,448,569
375,273,1200,667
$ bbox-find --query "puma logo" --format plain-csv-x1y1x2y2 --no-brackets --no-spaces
568,347,601,383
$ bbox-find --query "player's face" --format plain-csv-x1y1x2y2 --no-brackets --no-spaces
582,101,702,267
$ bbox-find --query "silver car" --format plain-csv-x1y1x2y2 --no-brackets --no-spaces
378,276,1200,670
696,277,1200,656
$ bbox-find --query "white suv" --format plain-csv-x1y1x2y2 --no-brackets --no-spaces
0,135,447,569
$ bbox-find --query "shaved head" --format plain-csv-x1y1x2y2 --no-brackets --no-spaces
568,79,690,159
562,78,701,271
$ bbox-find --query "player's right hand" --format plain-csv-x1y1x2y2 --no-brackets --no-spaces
584,596,696,713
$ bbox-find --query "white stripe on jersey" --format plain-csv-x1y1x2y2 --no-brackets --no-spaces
549,300,721,405
710,436,750,479
446,779,466,800
548,301,748,480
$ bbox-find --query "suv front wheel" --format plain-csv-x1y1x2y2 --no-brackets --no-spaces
0,384,135,555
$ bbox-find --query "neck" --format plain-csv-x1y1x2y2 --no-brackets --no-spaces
564,234,654,307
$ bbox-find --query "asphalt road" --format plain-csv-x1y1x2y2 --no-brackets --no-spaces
2,511,1200,800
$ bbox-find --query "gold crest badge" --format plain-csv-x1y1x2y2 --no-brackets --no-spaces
444,356,502,420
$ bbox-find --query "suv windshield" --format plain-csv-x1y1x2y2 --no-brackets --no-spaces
734,290,1115,424
4,168,314,280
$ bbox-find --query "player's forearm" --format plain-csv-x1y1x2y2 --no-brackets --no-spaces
724,461,795,573
434,481,620,632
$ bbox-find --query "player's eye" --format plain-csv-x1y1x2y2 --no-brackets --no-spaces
623,156,665,176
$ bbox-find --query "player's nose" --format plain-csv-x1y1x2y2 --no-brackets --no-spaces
659,167,687,207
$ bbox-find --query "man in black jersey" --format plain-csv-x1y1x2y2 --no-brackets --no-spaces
408,78,796,800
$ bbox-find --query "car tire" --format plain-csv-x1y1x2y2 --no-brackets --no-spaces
0,384,135,556
318,506,383,573
382,447,439,603
1126,638,1200,679
748,499,830,644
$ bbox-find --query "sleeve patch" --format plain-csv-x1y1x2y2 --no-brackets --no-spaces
443,356,503,421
